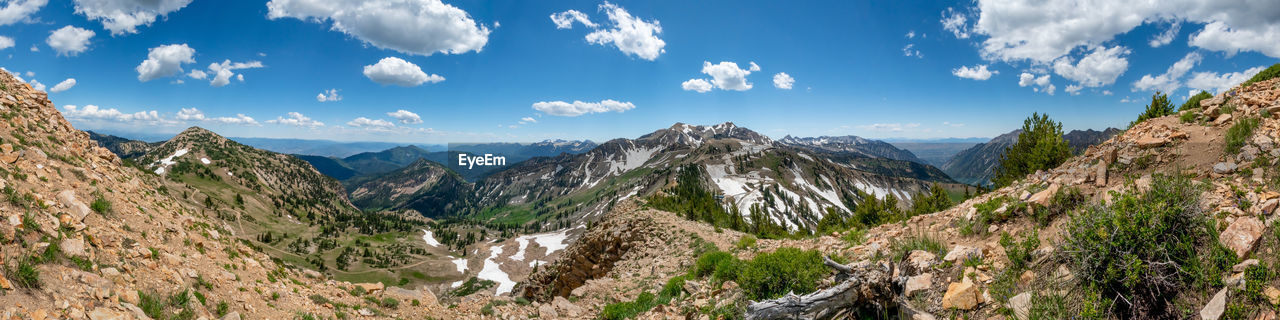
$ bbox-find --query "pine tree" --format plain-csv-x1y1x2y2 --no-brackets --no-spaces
992,113,1072,188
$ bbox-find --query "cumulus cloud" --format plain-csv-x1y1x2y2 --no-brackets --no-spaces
0,0,46,26
266,0,490,56
518,116,537,124
532,99,634,117
208,114,259,126
1186,65,1267,94
136,44,195,82
685,61,758,92
28,79,43,91
386,109,423,124
363,57,444,87
73,0,193,36
1051,46,1129,87
1065,84,1083,95
316,89,341,102
186,69,206,80
266,112,324,127
773,72,795,89
550,9,596,29
1132,51,1201,93
0,36,13,50
49,78,76,93
681,78,712,93
941,7,970,39
902,43,923,58
346,117,396,129
951,64,997,80
205,60,263,87
62,105,167,124
175,107,204,120
554,2,665,61
960,0,1280,62
47,25,94,56
1018,72,1055,95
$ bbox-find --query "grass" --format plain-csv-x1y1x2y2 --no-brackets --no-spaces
1242,63,1280,88
1226,117,1260,155
887,233,945,263
6,258,39,289
90,195,111,214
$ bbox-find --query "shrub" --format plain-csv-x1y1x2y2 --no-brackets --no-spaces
6,258,39,288
601,292,656,320
992,113,1072,187
887,233,946,263
998,230,1038,271
450,277,495,297
1062,173,1230,318
1179,110,1199,123
90,195,111,214
735,235,757,250
692,251,735,278
909,182,954,216
1226,117,1260,155
1180,91,1213,111
660,275,686,298
1131,91,1175,127
737,247,828,300
1243,63,1280,87
1034,186,1085,226
380,297,399,309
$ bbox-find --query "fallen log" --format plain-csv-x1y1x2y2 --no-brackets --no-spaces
745,256,903,320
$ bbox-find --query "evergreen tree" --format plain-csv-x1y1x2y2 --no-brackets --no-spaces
992,113,1072,188
1131,91,1173,127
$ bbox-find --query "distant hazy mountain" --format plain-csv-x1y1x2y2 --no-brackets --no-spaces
298,140,599,183
891,142,979,167
778,135,924,163
229,137,432,158
941,128,1121,186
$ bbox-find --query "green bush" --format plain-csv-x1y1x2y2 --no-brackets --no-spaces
1243,63,1280,88
737,248,828,300
887,233,946,262
660,275,686,298
1131,91,1175,127
992,113,1072,188
450,277,495,297
380,297,399,309
999,230,1038,271
1226,117,1260,155
1180,91,1213,111
1179,110,1199,123
692,251,735,278
1034,186,1085,226
90,195,111,214
601,292,656,320
909,182,954,216
735,235,757,250
6,258,39,288
1062,173,1231,318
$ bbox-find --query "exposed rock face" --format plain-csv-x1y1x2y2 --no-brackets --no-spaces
1220,216,1265,259
940,280,981,310
520,202,655,301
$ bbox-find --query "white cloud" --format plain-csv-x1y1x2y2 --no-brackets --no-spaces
1018,72,1055,95
0,36,13,51
346,117,396,129
28,79,43,91
266,112,324,127
1149,22,1180,47
28,44,36,52
1186,65,1266,94
550,9,596,29
175,107,204,120
205,60,263,87
1065,84,1083,95
857,123,921,132
941,7,970,39
532,99,634,117
681,78,712,93
186,69,206,79
691,61,758,91
316,88,341,102
1131,51,1201,93
518,116,537,124
386,109,423,124
73,0,193,36
577,2,665,61
49,78,76,93
943,121,965,127
773,72,795,89
209,114,259,126
62,105,167,124
0,0,46,26
266,0,490,56
1051,46,1129,87
363,57,444,87
47,26,94,56
951,64,997,80
902,43,923,58
906,31,916,39
1102,90,1113,95
136,44,195,82
960,0,1280,62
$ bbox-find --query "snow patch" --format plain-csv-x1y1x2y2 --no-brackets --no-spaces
452,258,468,273
608,144,660,174
478,246,516,295
510,237,530,261
421,229,441,247
200,158,210,165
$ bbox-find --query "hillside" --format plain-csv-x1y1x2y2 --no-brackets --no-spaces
346,158,475,217
0,71,466,318
778,135,925,163
891,141,980,167
87,130,158,160
943,128,1120,186
299,140,598,183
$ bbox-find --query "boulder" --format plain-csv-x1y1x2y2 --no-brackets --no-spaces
904,273,932,296
1135,136,1168,148
1214,162,1238,175
220,312,242,320
1267,287,1280,306
1028,184,1060,206
943,246,982,262
1233,259,1260,273
941,281,981,310
60,236,87,257
1008,292,1032,320
384,286,423,301
1095,163,1108,187
905,250,937,274
553,296,584,317
355,282,385,294
538,303,559,318
1219,216,1265,259
1215,113,1233,125
1200,287,1227,320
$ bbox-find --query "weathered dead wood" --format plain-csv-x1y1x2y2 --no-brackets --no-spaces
745,257,903,320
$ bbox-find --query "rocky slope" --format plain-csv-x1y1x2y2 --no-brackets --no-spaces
86,131,158,160
779,134,925,163
345,158,474,218
0,70,467,319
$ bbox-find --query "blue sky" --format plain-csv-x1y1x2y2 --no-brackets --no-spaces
3,0,1278,143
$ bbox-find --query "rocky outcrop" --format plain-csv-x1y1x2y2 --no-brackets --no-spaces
519,202,656,301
